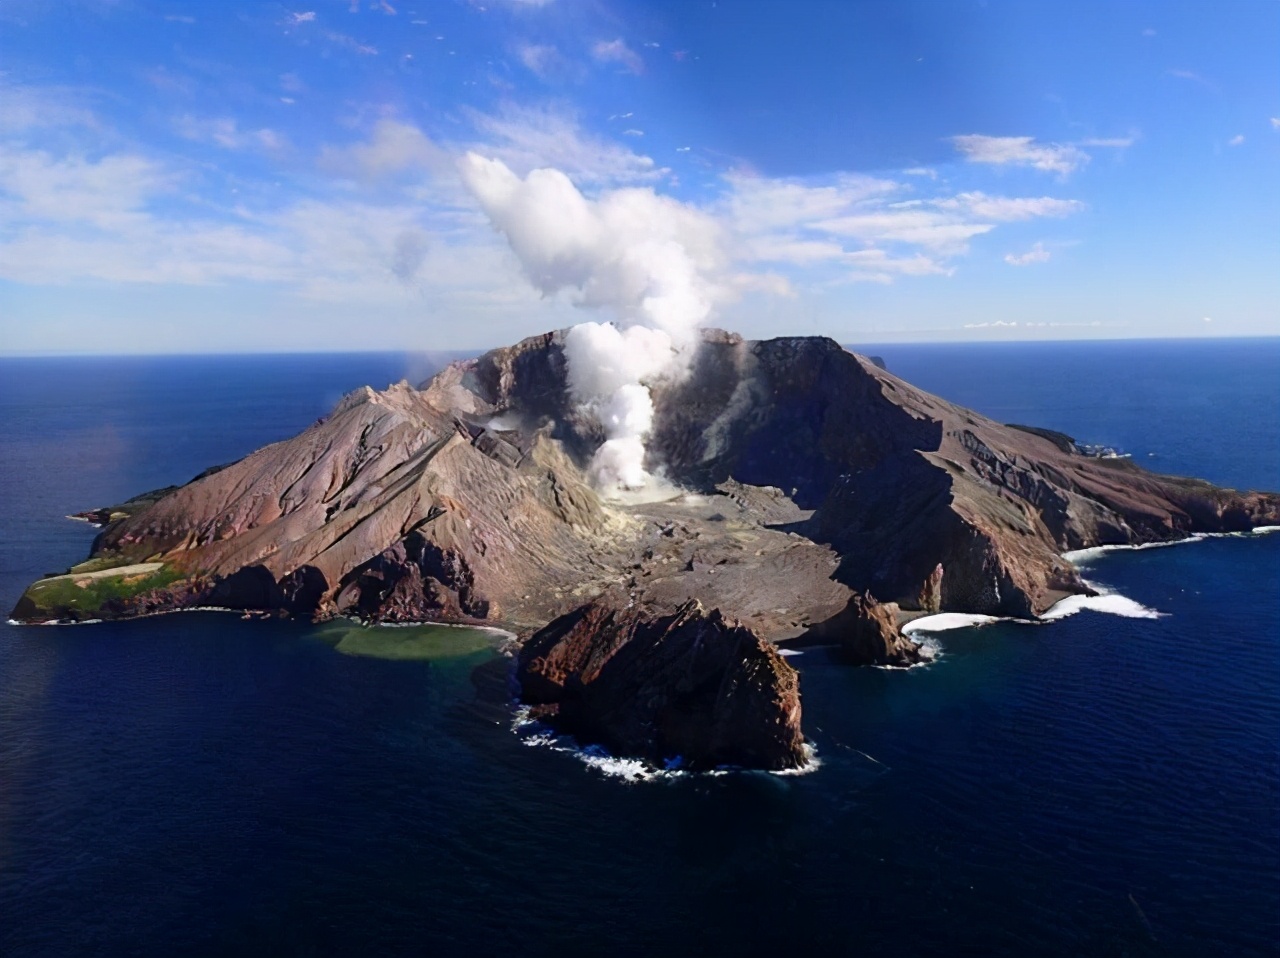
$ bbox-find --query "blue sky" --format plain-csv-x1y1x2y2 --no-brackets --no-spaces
1,0,1277,353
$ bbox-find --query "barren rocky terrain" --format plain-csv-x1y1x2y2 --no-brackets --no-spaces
15,329,1278,769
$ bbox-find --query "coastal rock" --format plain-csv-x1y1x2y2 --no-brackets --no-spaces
804,591,925,667
517,597,806,771
917,564,944,614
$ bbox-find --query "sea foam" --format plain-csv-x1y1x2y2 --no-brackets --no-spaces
903,613,1003,635
512,707,821,783
1039,591,1163,621
1062,525,1279,565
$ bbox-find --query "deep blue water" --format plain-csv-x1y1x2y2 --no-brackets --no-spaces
1,340,1277,957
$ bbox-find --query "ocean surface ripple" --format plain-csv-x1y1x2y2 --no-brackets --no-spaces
1,341,1277,957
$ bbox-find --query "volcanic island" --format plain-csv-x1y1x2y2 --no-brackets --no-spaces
14,330,1279,772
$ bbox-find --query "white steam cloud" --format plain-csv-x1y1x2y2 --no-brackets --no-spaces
458,152,723,494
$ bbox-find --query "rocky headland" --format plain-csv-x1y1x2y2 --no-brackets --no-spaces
14,330,1279,771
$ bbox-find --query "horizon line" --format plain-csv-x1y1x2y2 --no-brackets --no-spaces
2,331,1279,360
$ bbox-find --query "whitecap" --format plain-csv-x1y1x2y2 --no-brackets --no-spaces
776,647,804,657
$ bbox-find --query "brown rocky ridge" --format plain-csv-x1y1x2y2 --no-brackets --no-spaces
13,329,1280,771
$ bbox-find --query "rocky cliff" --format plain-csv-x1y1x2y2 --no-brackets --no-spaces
14,329,1279,770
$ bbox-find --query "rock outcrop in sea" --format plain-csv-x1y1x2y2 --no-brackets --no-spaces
14,329,1280,770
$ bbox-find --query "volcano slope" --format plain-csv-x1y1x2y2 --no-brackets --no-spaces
14,330,1279,769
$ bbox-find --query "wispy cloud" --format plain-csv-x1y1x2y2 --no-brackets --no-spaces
1272,117,1280,130
324,30,378,55
0,82,100,133
1079,135,1136,149
515,43,577,81
592,38,644,75
0,79,1090,322
1004,242,1051,266
1167,68,1217,90
318,119,448,179
950,134,1089,175
722,172,1082,283
464,103,662,184
937,192,1083,221
516,43,556,78
1228,134,1245,147
174,116,288,153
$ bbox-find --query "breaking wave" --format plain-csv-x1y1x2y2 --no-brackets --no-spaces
903,613,1004,635
511,706,821,783
1039,591,1163,621
1063,525,1279,565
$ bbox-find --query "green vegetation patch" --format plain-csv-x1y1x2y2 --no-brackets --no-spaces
312,619,500,661
68,555,155,575
26,563,185,616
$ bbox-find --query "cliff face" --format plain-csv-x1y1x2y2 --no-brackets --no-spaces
14,329,1279,769
518,597,806,771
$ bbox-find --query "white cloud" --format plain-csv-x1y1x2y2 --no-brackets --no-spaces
0,147,170,230
1079,136,1136,148
0,82,99,133
937,191,1083,221
175,116,288,153
903,167,937,179
1272,117,1280,130
516,43,574,80
1228,134,1245,146
815,211,993,254
951,134,1089,175
1167,68,1214,88
722,172,898,234
0,137,540,311
592,38,644,75
721,170,1082,284
465,103,661,185
0,79,1094,334
318,119,448,179
1004,242,1051,266
621,129,643,137
290,11,316,24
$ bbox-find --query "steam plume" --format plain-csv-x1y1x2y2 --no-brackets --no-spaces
459,152,722,494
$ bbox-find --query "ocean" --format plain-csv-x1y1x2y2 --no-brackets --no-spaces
1,339,1277,957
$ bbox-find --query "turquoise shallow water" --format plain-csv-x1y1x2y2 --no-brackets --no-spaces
1,340,1277,957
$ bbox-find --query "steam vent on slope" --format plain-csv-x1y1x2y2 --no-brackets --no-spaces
14,330,1280,771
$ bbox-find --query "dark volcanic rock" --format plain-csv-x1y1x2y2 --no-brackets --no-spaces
804,591,926,667
517,598,806,771
917,563,944,614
